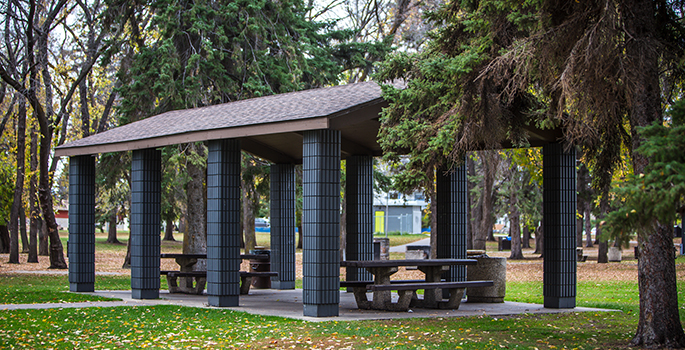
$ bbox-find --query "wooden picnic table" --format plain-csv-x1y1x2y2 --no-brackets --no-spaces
340,259,491,311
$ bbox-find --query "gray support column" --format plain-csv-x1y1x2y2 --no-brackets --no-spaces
270,163,296,290
543,143,577,308
345,155,374,283
302,129,341,317
131,148,161,299
436,163,468,282
206,139,242,307
68,155,96,292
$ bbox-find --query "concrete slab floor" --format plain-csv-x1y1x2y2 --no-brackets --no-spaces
36,289,620,322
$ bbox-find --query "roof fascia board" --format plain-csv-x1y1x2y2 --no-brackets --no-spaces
55,117,330,157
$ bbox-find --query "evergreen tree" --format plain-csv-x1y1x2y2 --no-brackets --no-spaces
110,0,389,254
375,1,685,347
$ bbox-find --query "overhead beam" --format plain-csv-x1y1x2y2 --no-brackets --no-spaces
241,137,298,164
341,136,375,158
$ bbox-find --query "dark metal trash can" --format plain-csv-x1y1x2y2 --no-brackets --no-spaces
498,237,511,251
249,247,271,289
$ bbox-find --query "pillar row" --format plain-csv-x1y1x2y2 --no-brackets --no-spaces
270,163,296,290
436,162,468,282
345,155,374,283
68,155,96,292
206,139,242,307
302,129,341,317
131,148,161,300
543,143,577,308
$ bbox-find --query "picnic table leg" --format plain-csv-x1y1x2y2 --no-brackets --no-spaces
240,276,252,295
367,266,398,310
439,288,465,309
418,265,449,308
175,257,206,294
167,274,181,293
351,287,371,309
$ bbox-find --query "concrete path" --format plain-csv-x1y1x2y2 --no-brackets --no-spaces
389,237,430,253
0,289,616,322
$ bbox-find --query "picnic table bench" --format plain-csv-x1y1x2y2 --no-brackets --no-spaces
340,259,493,311
160,253,274,295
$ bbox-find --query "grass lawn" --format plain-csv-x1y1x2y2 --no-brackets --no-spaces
0,305,636,349
1,273,683,348
0,274,129,304
1,235,682,348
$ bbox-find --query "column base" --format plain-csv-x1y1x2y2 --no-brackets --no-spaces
70,283,94,292
208,295,239,307
544,296,576,309
303,304,339,317
132,289,159,299
271,281,295,290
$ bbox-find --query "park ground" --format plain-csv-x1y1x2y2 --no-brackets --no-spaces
0,231,683,349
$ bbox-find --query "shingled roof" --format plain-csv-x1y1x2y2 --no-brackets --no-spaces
55,80,564,163
55,81,388,163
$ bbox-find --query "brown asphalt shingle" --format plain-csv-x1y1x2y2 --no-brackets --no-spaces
56,81,384,151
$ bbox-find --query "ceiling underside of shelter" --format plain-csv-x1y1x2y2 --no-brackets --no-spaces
55,81,564,164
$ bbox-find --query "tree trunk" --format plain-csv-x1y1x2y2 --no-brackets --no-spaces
162,217,176,241
122,232,131,269
509,192,524,260
38,218,48,256
534,223,543,257
242,181,258,253
466,153,478,249
183,150,207,267
584,206,593,247
178,214,186,235
0,225,9,253
472,151,499,249
483,151,499,243
576,200,584,247
522,224,531,249
107,212,121,244
623,0,685,346
597,224,608,263
28,210,39,263
39,125,67,269
28,126,38,262
466,155,476,250
20,208,28,253
8,96,26,264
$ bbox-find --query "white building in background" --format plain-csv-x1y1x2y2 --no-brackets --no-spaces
372,190,427,234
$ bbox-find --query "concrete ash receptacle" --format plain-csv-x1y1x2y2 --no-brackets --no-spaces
373,238,389,260
466,254,506,303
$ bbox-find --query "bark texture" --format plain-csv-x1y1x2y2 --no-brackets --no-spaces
183,153,207,269
27,126,38,262
508,191,524,260
469,151,499,250
8,97,26,264
106,212,121,244
0,225,9,253
622,0,685,346
163,217,176,241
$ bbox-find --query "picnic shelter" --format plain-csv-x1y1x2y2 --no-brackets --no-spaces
55,81,576,317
